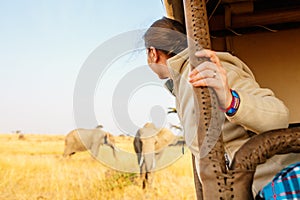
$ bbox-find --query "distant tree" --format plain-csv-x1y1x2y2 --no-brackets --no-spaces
167,107,177,114
169,123,183,131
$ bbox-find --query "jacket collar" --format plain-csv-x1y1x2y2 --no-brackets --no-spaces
167,48,189,76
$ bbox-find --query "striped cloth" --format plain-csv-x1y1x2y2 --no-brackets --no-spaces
257,162,300,200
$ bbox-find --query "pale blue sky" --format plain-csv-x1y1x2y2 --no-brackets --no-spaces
0,1,180,135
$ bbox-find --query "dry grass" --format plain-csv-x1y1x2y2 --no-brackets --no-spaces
0,134,196,200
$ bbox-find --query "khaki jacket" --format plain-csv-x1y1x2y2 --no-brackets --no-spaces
167,49,299,194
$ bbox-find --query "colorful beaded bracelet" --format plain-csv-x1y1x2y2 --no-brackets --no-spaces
224,89,240,116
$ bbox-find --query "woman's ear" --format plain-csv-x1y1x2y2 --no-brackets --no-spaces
148,47,158,63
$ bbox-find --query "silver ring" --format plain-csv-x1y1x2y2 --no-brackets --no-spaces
212,71,217,78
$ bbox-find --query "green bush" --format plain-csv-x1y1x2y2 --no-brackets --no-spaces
100,170,138,191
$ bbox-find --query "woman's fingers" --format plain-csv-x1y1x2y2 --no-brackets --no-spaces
189,61,217,79
189,69,217,83
195,49,221,67
192,49,232,109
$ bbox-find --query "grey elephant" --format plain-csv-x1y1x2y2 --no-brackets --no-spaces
63,125,116,159
133,122,177,189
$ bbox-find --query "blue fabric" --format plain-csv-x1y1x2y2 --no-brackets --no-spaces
258,162,300,200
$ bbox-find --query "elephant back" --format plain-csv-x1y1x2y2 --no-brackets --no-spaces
76,128,104,148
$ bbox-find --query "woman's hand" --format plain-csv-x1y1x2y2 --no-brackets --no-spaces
188,49,232,110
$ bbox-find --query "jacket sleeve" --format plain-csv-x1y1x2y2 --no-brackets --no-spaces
222,56,289,134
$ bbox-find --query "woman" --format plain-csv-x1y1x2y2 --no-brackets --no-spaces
143,17,299,196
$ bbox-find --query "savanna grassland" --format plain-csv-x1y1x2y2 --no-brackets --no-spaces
0,133,196,200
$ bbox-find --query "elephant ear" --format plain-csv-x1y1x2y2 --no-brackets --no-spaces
154,135,167,152
155,128,176,152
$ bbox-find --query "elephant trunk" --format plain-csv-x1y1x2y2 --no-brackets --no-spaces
62,150,69,158
142,152,155,189
144,152,155,172
142,140,156,172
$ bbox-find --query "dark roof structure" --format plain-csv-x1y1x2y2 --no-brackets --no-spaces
163,0,300,36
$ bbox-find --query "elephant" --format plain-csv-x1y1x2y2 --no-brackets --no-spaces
133,122,177,189
63,125,116,159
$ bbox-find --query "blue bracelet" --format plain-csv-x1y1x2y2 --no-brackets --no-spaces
226,90,240,116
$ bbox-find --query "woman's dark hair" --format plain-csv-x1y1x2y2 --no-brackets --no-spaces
143,17,187,57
